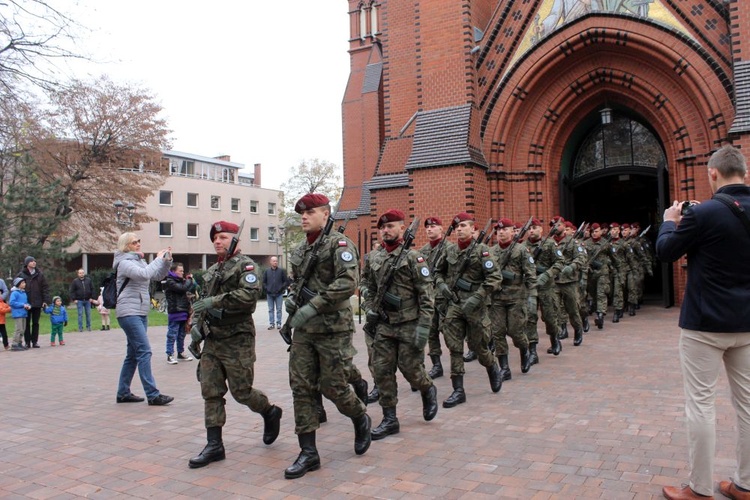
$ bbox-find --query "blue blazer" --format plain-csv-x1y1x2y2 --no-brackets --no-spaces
656,184,750,333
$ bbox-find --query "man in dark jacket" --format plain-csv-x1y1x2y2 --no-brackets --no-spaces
163,262,196,364
18,256,50,348
69,268,96,332
657,145,750,500
262,256,291,329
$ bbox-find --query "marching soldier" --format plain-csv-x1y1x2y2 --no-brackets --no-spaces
284,193,371,479
362,209,438,440
188,221,283,469
608,223,627,322
419,216,448,379
490,218,537,380
584,223,611,329
621,223,639,316
433,212,503,408
552,217,587,346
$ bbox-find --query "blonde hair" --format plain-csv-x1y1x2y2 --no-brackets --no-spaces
117,232,138,253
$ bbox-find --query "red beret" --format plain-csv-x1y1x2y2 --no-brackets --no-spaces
210,221,239,241
610,222,620,228
294,193,330,214
632,222,640,228
424,216,442,227
530,218,542,227
494,218,514,229
564,221,575,229
452,212,475,226
621,223,631,229
514,221,523,229
377,209,405,228
590,223,601,230
601,222,609,229
550,216,564,226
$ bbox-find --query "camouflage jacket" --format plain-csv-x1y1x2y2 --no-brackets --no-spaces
491,242,537,301
554,236,587,284
288,230,358,334
362,245,435,328
525,236,564,288
434,240,501,301
584,237,611,278
201,252,260,339
609,238,628,274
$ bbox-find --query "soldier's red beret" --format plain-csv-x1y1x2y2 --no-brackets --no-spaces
424,216,442,227
632,222,641,228
495,218,514,229
610,222,620,228
377,209,405,228
210,221,239,241
453,212,475,226
514,221,523,229
590,222,601,230
550,216,564,226
530,218,542,227
622,223,631,229
294,193,330,214
565,221,575,229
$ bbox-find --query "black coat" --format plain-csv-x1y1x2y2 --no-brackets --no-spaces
164,274,195,314
17,267,51,308
69,276,95,301
656,184,750,332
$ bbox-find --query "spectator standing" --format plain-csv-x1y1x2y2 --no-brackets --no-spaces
0,277,9,302
9,277,31,351
44,296,68,346
0,292,10,350
656,145,750,500
114,232,174,406
69,268,96,332
262,256,291,329
18,256,51,348
96,287,110,330
163,262,195,364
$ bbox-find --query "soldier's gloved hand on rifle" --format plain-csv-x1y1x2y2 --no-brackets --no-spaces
527,295,537,312
413,324,430,350
437,282,457,303
192,296,215,315
359,285,370,300
461,293,484,315
290,303,318,329
190,325,203,343
284,296,297,315
536,272,550,288
590,260,602,271
365,309,380,323
560,265,575,279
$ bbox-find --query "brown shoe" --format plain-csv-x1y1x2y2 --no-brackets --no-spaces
720,481,750,500
662,485,713,500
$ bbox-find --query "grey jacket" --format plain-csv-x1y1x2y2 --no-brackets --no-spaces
113,251,170,318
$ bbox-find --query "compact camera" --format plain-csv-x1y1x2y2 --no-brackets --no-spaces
681,201,694,215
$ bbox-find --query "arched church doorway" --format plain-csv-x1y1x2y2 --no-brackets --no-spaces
559,110,674,307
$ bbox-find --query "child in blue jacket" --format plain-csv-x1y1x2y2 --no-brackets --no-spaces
9,277,31,351
44,296,68,346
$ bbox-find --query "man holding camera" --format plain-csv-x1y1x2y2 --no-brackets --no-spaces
657,145,750,500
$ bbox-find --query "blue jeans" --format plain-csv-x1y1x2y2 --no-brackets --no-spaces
165,319,187,356
267,293,283,325
77,300,91,330
117,315,159,400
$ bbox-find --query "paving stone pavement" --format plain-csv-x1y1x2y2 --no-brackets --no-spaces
0,301,741,499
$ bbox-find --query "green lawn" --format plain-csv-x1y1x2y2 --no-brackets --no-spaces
5,306,168,336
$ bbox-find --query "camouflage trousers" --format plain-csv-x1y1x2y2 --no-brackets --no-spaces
526,286,559,340
442,303,494,377
610,272,625,310
555,282,583,330
587,272,610,313
626,270,638,305
489,299,529,355
289,329,367,435
427,299,445,357
371,321,433,408
200,333,271,429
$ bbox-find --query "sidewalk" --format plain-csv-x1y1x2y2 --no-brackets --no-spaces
0,301,740,499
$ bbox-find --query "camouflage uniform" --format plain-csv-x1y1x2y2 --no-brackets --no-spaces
609,236,628,318
554,235,587,342
419,240,446,361
362,245,435,409
623,237,640,312
288,230,367,435
584,237,611,315
200,253,272,428
525,236,564,346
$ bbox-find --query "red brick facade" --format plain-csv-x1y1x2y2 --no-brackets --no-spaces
340,0,750,304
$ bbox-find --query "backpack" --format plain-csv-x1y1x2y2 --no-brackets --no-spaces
101,270,130,309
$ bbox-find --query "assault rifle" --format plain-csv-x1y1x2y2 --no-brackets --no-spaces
363,217,420,338
561,221,587,255
446,218,493,301
428,218,457,275
532,225,559,260
499,217,533,278
279,208,337,345
586,233,612,270
638,224,651,238
188,220,245,359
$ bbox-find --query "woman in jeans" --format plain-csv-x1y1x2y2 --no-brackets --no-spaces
114,232,174,406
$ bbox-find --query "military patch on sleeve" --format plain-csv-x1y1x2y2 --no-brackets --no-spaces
245,265,255,271
338,240,348,247
245,274,258,284
577,246,584,253
416,256,425,263
420,267,430,277
556,250,563,257
529,256,535,264
482,251,490,257
484,260,494,269
341,251,354,262
611,248,617,253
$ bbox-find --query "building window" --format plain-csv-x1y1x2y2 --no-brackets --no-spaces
268,202,276,215
159,222,173,237
187,193,198,208
268,227,276,241
159,190,173,206
250,200,258,213
211,195,220,210
187,223,198,238
231,198,240,212
250,227,259,241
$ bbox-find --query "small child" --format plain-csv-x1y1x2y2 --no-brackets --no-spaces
9,277,31,351
44,296,68,346
0,294,10,350
96,287,110,330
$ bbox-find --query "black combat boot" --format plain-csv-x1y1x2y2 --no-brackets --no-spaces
463,350,477,362
520,348,532,374
262,405,282,445
613,309,622,323
628,303,636,316
188,426,225,468
421,385,438,421
573,327,583,346
428,354,444,379
352,413,372,455
366,384,380,404
582,315,590,332
558,324,569,339
351,378,369,406
443,375,466,408
487,361,503,393
595,312,604,329
371,407,400,440
528,342,539,365
497,354,511,381
546,333,562,355
314,392,327,423
284,432,320,479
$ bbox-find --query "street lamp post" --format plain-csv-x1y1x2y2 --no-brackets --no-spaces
113,200,136,226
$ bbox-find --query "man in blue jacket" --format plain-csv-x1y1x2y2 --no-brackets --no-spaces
657,145,750,500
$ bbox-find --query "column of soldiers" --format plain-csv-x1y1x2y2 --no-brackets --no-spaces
186,191,655,480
